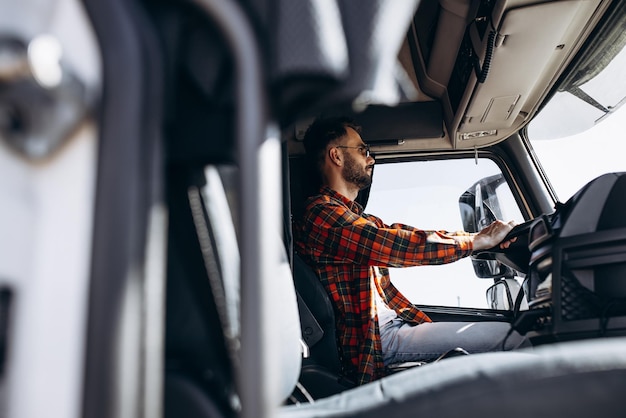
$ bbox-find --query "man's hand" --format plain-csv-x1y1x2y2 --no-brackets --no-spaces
472,220,517,251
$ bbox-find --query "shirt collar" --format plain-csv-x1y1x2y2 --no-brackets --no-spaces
320,186,364,215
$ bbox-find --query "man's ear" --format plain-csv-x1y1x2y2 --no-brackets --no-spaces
328,146,342,166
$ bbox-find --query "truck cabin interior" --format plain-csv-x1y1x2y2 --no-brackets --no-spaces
71,0,626,417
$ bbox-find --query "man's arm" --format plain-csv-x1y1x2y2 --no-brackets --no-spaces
472,220,517,251
304,202,473,267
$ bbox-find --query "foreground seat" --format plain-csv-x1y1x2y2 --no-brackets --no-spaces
280,337,626,418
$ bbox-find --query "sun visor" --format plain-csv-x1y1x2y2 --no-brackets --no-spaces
295,101,443,143
352,101,444,143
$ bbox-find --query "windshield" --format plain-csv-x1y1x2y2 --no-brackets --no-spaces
527,5,626,202
530,103,626,202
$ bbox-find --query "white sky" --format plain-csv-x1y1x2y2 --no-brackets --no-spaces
532,103,626,202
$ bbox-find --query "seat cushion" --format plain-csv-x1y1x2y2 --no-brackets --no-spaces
279,337,626,418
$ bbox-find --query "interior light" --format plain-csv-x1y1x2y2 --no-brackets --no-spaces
460,130,497,140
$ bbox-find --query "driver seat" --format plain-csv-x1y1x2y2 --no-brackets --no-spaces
293,253,356,398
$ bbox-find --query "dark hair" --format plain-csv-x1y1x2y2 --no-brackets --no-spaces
298,116,361,196
302,116,361,174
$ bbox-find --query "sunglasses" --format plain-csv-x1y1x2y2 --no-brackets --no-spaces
336,144,371,158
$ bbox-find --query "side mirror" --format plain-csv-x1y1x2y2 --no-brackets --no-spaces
459,173,506,233
459,174,516,279
486,278,528,311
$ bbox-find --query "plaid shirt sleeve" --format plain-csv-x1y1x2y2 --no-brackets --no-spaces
305,196,473,267
295,188,474,384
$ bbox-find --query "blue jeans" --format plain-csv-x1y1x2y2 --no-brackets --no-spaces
379,318,529,366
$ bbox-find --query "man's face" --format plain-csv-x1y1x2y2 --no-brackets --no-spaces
339,127,374,190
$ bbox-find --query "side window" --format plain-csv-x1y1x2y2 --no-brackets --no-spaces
366,157,524,309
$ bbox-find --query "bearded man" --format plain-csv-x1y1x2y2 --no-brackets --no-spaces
294,116,527,385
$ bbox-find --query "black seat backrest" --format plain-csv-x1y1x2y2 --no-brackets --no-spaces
293,254,342,373
292,253,357,398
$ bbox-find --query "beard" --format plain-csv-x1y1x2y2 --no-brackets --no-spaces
342,152,372,190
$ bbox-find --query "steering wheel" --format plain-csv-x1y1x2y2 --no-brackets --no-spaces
474,220,534,274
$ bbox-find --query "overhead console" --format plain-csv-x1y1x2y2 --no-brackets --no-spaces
287,0,613,157
411,0,610,150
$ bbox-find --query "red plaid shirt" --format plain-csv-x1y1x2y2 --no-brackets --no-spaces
294,186,473,384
